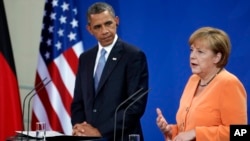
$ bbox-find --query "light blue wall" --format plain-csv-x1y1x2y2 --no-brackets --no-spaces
76,0,250,140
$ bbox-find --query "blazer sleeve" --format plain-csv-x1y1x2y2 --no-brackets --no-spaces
71,55,86,125
108,48,149,136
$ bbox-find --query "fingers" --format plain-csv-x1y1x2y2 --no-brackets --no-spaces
72,123,86,136
72,122,100,136
156,108,163,122
156,108,165,123
156,108,171,134
156,107,162,116
72,128,85,136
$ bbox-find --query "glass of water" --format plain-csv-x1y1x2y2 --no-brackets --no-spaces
129,134,140,141
36,122,46,140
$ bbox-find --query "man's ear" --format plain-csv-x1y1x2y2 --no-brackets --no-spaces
86,24,93,35
115,16,119,27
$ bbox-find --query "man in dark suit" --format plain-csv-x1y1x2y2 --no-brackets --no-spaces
71,2,149,141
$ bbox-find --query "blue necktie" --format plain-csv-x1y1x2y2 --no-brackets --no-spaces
94,48,106,90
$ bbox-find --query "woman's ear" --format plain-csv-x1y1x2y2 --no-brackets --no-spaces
214,52,222,64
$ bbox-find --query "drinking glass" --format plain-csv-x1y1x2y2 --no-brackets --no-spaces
36,122,46,140
129,134,140,141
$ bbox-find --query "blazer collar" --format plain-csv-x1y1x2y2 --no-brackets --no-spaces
95,39,124,94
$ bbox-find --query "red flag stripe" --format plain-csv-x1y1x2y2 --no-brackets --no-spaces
34,74,64,132
54,48,77,97
63,46,79,75
32,0,84,135
47,61,73,115
32,53,73,134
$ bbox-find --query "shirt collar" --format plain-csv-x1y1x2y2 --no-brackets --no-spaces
98,34,118,54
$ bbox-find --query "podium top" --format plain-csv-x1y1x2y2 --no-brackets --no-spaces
9,131,107,141
46,135,107,141
7,135,107,141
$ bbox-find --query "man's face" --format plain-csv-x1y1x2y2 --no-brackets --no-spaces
87,10,119,47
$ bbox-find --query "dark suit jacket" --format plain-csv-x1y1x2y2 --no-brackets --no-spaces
71,39,149,141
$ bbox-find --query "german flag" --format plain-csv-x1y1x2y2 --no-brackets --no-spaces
0,1,23,140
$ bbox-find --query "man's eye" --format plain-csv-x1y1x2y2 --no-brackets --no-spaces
93,25,101,30
105,21,113,26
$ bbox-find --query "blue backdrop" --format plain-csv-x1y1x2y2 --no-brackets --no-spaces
76,0,250,140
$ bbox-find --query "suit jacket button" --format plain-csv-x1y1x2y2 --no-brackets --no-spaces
93,109,97,112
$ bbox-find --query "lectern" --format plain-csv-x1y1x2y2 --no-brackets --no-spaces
6,134,107,141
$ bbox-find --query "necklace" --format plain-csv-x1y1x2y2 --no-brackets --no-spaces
199,69,222,87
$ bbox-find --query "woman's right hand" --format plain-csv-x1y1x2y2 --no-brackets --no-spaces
156,108,172,137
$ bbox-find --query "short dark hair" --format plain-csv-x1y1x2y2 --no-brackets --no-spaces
87,2,115,24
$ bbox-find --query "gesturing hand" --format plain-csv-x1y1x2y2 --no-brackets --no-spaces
156,108,172,138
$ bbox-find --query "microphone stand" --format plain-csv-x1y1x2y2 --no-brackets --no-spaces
21,77,47,139
121,89,150,141
27,79,52,136
113,88,144,141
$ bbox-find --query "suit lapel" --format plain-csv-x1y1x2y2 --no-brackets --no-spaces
87,47,98,98
95,40,124,94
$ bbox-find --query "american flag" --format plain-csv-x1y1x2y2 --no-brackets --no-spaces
31,0,83,134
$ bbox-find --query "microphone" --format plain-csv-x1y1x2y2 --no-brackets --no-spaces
27,79,51,132
25,78,51,139
113,88,144,141
21,77,47,136
121,89,150,141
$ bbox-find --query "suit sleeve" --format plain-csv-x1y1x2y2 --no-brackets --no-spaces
122,50,149,129
99,49,149,136
71,55,86,126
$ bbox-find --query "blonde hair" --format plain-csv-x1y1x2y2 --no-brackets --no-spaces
189,27,231,68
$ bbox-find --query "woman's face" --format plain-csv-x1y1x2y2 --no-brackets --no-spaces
189,39,220,77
